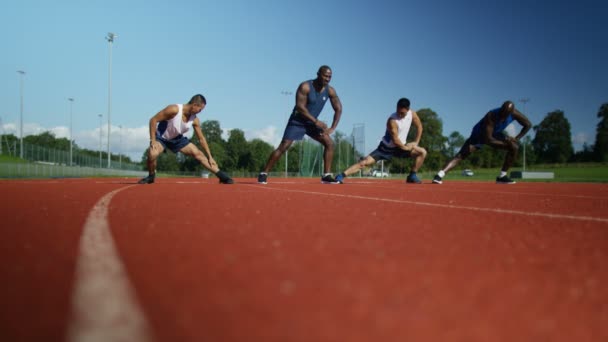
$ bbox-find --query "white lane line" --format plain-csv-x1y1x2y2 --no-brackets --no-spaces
336,182,608,200
67,186,154,342
253,185,608,223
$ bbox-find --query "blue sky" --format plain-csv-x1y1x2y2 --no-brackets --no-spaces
1,0,607,161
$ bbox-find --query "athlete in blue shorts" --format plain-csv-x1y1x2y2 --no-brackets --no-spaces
432,100,532,184
335,98,428,184
257,65,343,184
138,94,233,184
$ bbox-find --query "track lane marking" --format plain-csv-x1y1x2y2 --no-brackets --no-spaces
67,186,154,342
252,185,608,223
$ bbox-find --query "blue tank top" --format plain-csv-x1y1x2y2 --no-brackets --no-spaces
471,108,514,138
291,80,330,122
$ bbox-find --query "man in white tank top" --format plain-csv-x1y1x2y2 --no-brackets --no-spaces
138,94,233,184
335,98,427,184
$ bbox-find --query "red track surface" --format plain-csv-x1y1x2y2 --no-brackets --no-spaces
1,178,607,341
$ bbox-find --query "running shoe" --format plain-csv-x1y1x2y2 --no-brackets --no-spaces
257,173,268,184
335,173,345,184
321,174,339,184
406,173,422,184
137,174,155,184
216,170,234,184
432,174,443,184
496,175,516,184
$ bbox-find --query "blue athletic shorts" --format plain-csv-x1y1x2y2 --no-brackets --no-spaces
282,118,324,141
369,142,412,161
156,134,191,153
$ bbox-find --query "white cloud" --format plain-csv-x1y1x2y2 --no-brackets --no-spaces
75,125,150,162
1,123,282,161
572,131,591,150
245,126,280,147
222,126,281,147
1,121,149,162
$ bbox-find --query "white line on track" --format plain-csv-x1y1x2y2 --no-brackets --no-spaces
333,181,608,200
253,185,608,223
67,186,154,342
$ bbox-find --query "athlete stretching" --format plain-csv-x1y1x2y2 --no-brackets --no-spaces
432,100,532,185
257,65,343,184
138,94,233,184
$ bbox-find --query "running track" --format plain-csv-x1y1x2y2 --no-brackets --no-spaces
0,178,607,341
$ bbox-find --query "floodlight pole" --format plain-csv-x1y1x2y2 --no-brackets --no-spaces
68,98,74,165
281,91,293,177
17,70,26,159
519,98,530,171
119,125,122,169
106,32,117,168
98,114,103,168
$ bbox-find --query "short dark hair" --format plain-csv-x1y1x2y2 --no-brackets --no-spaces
318,65,332,74
397,98,410,109
189,94,207,105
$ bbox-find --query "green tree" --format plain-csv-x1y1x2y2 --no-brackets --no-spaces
445,131,465,159
593,103,608,162
201,120,224,144
225,129,248,170
405,108,446,171
140,148,180,172
532,110,573,163
571,143,595,162
246,138,275,172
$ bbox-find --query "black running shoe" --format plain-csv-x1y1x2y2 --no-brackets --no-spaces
406,173,422,184
496,175,516,184
432,174,443,184
257,173,268,184
216,170,234,184
138,174,155,184
219,177,234,184
321,174,339,184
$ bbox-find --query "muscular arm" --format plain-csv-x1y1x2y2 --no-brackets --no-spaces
512,109,532,140
388,119,412,151
295,81,316,123
482,112,508,147
327,86,342,131
193,118,213,158
410,111,423,145
149,105,179,143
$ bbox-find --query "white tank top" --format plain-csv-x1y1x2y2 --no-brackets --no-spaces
382,110,413,148
159,104,196,140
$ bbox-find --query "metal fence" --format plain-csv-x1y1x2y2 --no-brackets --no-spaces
2,141,142,170
0,141,147,178
0,162,146,178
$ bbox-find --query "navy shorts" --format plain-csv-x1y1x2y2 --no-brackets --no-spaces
156,134,191,153
369,142,412,161
459,132,508,157
282,118,324,141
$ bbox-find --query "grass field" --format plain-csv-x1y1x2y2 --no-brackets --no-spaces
410,163,608,183
1,154,607,182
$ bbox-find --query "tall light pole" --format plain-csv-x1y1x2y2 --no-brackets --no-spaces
281,91,293,177
17,70,25,159
106,32,117,168
98,114,103,168
519,98,530,172
118,125,122,169
68,98,74,166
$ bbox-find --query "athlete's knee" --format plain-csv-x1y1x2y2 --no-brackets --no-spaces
418,147,427,158
322,137,334,150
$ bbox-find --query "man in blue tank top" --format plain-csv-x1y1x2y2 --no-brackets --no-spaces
432,100,531,184
257,65,343,184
